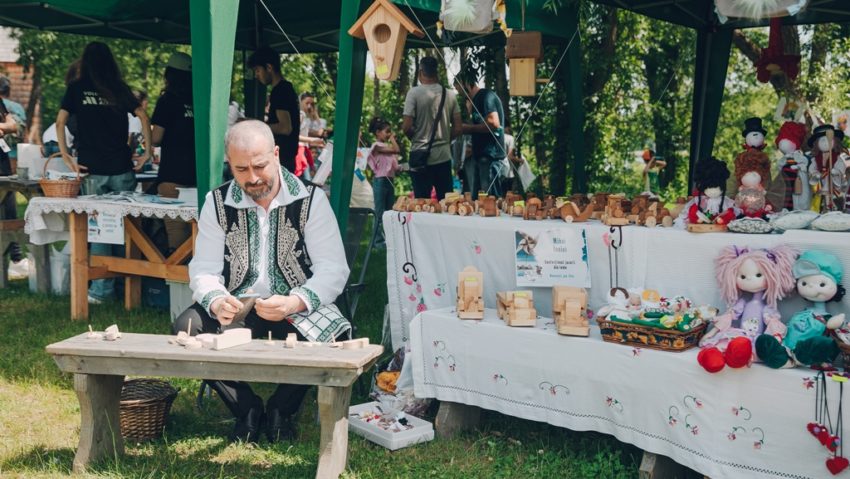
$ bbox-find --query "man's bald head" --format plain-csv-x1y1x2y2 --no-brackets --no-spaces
224,119,275,161
225,120,280,202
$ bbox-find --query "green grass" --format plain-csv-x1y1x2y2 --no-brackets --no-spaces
0,243,640,478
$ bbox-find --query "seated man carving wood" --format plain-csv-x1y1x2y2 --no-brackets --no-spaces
173,120,350,444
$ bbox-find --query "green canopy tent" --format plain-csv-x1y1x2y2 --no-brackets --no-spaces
0,0,587,230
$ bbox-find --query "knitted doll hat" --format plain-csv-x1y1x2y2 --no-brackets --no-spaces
793,250,843,284
775,121,807,150
694,156,730,192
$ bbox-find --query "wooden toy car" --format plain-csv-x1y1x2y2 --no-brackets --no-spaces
496,291,537,326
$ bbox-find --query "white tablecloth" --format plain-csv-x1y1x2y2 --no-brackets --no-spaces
411,307,836,479
25,196,198,245
385,211,850,352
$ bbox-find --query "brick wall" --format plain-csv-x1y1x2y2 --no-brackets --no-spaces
0,27,42,142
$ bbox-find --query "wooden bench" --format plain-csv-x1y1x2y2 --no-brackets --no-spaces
46,333,383,478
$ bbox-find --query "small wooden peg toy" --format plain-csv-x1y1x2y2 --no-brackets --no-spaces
265,331,275,345
457,266,485,319
497,291,537,327
478,196,500,217
285,333,297,349
552,286,590,336
523,197,544,220
86,324,103,340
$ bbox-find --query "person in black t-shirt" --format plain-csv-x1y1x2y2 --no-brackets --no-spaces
152,52,195,251
55,41,152,304
247,46,300,174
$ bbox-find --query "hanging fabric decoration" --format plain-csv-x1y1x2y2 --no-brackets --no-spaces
438,0,500,37
810,371,850,475
715,0,808,21
755,17,801,83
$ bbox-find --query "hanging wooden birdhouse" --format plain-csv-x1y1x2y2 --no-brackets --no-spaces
348,0,424,81
506,31,543,97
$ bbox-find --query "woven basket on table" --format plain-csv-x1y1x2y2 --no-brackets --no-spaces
120,378,179,441
596,318,707,352
38,153,81,198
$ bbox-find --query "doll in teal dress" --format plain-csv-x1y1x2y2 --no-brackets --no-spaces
756,250,845,368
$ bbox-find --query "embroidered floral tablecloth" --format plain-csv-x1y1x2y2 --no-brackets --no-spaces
25,196,198,244
411,307,834,479
385,211,850,352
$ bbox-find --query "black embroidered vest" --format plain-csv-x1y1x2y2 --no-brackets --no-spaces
211,181,316,295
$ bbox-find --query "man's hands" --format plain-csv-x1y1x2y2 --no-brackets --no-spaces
211,294,307,324
255,295,306,322
210,296,244,326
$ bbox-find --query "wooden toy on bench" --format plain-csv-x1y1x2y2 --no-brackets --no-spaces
457,266,485,319
496,291,537,326
552,286,590,336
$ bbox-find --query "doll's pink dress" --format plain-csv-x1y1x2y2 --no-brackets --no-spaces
700,292,787,350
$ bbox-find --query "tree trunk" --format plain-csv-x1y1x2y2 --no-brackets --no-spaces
25,65,41,139
493,47,510,128
551,45,569,196
373,73,381,118
644,41,680,187
807,24,831,104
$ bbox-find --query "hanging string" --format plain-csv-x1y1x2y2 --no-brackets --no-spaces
839,380,845,458
403,1,578,195
258,0,370,149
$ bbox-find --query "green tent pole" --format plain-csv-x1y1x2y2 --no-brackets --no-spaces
330,0,367,232
190,0,239,205
688,28,732,191
565,4,586,194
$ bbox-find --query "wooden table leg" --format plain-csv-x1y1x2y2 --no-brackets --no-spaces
31,243,51,293
69,213,89,320
72,373,125,473
315,385,352,479
435,401,481,438
124,219,142,311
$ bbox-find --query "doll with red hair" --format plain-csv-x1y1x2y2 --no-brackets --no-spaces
697,245,798,373
775,121,810,211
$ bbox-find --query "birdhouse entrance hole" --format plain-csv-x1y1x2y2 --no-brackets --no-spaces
373,23,391,43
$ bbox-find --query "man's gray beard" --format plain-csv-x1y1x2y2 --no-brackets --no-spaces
242,176,276,200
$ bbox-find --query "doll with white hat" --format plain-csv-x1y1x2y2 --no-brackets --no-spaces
755,250,844,368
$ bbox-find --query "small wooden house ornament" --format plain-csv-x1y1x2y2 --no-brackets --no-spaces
506,31,544,96
348,0,424,81
457,266,485,319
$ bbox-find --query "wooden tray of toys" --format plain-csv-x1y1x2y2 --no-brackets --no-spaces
596,318,707,352
686,223,727,233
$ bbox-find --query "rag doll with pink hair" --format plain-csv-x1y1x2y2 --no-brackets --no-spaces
697,245,798,373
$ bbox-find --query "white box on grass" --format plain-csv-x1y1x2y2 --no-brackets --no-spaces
348,401,434,451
